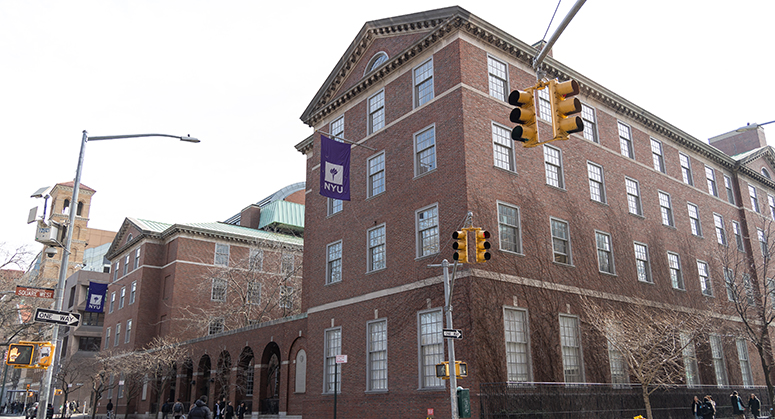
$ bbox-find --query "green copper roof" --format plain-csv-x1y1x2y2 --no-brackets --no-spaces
129,217,303,246
258,200,305,232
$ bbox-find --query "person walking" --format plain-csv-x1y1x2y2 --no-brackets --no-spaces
731,391,746,419
236,403,246,419
188,396,211,419
692,396,703,419
106,400,114,419
224,402,234,419
172,399,185,419
748,393,761,418
162,400,172,419
699,395,716,419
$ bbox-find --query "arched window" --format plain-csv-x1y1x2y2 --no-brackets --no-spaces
77,201,84,216
762,168,771,179
127,234,133,243
63,199,70,214
365,52,388,75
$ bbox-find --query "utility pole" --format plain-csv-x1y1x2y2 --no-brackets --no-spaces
442,259,459,419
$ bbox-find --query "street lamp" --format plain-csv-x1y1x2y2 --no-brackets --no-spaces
735,120,775,133
38,131,199,415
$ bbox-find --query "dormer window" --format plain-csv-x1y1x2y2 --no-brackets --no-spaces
763,168,771,179
365,52,388,75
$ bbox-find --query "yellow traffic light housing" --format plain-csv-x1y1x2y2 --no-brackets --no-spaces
36,342,55,368
6,344,35,366
548,79,584,141
452,230,469,264
474,229,491,263
436,361,468,379
508,89,538,147
455,361,468,378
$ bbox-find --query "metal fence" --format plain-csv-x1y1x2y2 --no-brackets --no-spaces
480,382,772,419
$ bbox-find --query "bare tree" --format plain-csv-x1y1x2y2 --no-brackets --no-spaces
1,244,45,346
54,357,87,418
90,351,121,419
136,337,189,417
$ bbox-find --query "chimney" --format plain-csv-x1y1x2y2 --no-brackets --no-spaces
709,125,767,156
239,205,261,229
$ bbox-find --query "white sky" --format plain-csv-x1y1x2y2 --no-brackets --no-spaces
2,0,773,264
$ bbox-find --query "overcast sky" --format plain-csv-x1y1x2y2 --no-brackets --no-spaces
2,0,773,265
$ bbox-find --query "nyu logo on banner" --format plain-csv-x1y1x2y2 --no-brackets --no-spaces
85,281,108,313
319,135,351,201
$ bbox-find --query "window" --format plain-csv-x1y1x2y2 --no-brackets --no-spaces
737,339,754,388
625,178,643,216
282,253,295,275
327,198,343,216
109,292,115,313
279,286,294,309
724,175,735,204
764,168,772,179
368,90,385,134
113,262,119,281
133,248,140,270
119,287,126,309
709,335,728,387
367,152,385,197
759,228,769,259
416,205,439,258
634,242,652,283
733,221,744,251
537,87,552,122
487,56,508,101
687,203,702,237
114,323,121,347
247,281,261,305
658,191,674,227
698,260,712,296
366,52,388,74
679,153,693,186
543,145,564,188
725,268,736,301
215,243,229,266
78,336,101,352
608,339,628,386
125,319,132,343
211,278,227,301
618,122,633,158
326,241,342,284
749,184,760,212
324,328,342,393
770,195,775,219
498,203,521,254
104,327,111,350
129,281,136,305
414,126,436,176
492,123,515,171
368,225,386,272
680,333,700,387
596,231,614,274
249,249,263,271
209,318,224,335
367,320,388,391
559,315,583,383
587,162,606,203
650,139,665,173
414,59,434,107
123,255,129,275
82,311,104,326
551,219,571,264
704,166,718,197
504,308,531,382
581,104,598,143
668,252,683,290
418,309,444,388
331,116,344,140
714,214,727,245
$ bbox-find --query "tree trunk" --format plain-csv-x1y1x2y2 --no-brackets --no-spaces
641,385,653,419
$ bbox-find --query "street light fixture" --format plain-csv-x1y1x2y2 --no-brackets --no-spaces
37,131,199,414
735,120,775,133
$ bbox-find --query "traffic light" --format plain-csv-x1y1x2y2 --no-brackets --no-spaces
36,343,54,368
454,360,468,378
475,230,491,263
6,343,35,366
435,362,450,379
508,89,538,147
548,79,584,141
452,230,468,264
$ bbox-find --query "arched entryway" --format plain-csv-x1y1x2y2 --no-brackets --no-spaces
179,358,194,406
196,355,211,401
259,343,281,414
215,350,231,403
235,347,254,414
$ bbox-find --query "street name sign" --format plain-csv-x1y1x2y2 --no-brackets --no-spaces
33,308,81,327
443,329,463,339
16,286,55,299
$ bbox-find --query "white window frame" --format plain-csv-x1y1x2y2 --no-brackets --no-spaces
680,153,693,186
249,248,264,271
759,228,769,260
487,55,508,101
414,125,436,176
215,243,229,266
658,191,674,227
749,184,760,213
680,333,700,387
211,277,227,301
125,319,132,343
709,334,728,387
282,253,295,275
668,252,684,290
114,261,119,281
725,267,736,302
498,202,522,254
104,327,111,350
324,327,342,394
551,218,572,265
650,138,665,173
705,166,718,197
492,123,515,172
587,162,606,203
737,339,754,388
724,174,735,204
559,314,583,383
537,86,552,122
247,281,261,305
129,281,136,304
368,90,385,134
607,339,628,386
327,198,343,216
413,58,434,107
209,317,224,335
367,152,386,198
698,260,712,296
581,103,598,143
331,115,344,140
326,240,343,285
733,221,744,252
367,224,386,272
625,177,643,216
109,291,115,314
119,286,126,309
687,203,702,237
367,319,388,391
769,195,775,219
133,248,140,270
634,242,652,283
714,213,727,246
504,307,532,382
618,122,633,159
123,255,129,275
595,231,615,274
114,322,121,347
416,204,440,258
543,145,565,189
418,308,444,389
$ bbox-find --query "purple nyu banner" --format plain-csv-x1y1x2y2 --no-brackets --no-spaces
85,281,108,313
319,135,351,201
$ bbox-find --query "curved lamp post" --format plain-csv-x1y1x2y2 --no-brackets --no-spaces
735,120,775,133
38,131,199,415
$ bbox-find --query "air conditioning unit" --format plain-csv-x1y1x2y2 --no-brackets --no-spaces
35,221,59,246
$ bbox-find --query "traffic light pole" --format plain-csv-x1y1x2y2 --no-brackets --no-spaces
442,259,459,419
531,0,587,73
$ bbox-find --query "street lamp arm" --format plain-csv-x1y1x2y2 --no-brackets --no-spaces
735,120,775,133
87,133,200,143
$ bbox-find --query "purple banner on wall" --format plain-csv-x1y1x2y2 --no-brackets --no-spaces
319,135,351,201
85,281,108,313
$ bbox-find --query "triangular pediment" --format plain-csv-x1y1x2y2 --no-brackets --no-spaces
106,217,160,260
737,146,775,185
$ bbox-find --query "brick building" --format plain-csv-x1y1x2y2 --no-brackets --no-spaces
293,6,775,419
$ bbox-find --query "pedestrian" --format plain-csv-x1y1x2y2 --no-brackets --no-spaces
106,400,114,419
692,396,702,419
699,395,716,419
731,391,746,419
162,399,172,419
172,398,184,419
749,393,761,418
224,402,234,419
188,396,211,419
236,403,246,419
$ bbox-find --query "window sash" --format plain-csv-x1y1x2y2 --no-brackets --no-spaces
724,175,735,204
698,261,712,296
368,320,388,391
415,127,436,175
634,243,652,283
368,226,386,272
688,204,701,236
618,122,633,158
709,335,728,387
544,146,564,188
215,243,229,266
414,60,434,107
559,315,582,383
327,242,342,284
659,192,674,226
668,253,683,289
596,232,614,274
680,153,693,185
328,198,343,215
714,214,727,245
417,206,439,257
733,221,745,251
581,104,598,143
737,339,754,388
504,308,530,382
487,56,508,101
368,91,385,133
587,163,605,203
650,139,665,172
498,203,521,253
419,310,444,388
551,219,571,264
626,178,642,215
368,153,386,197
492,124,515,171
325,328,342,393
749,184,760,212
705,166,718,196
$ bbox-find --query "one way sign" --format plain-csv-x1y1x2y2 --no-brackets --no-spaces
34,308,81,327
443,329,463,339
